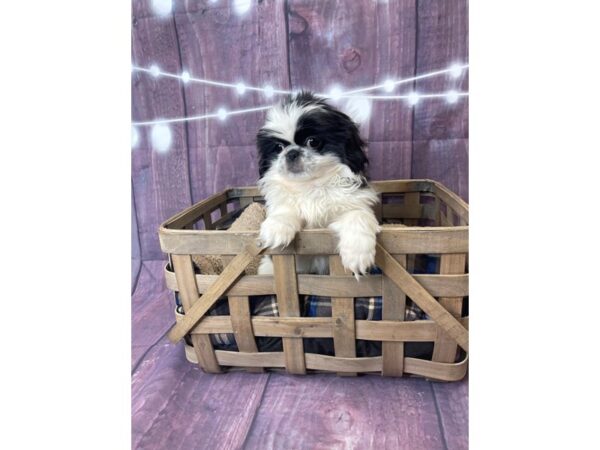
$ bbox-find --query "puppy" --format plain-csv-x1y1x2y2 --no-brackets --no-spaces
255,92,381,278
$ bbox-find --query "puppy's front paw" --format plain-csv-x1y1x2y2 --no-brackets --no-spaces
259,217,297,249
339,234,376,279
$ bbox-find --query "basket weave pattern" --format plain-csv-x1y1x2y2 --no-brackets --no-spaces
159,179,468,380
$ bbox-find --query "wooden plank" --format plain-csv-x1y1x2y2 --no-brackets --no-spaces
272,255,306,374
412,139,469,202
164,269,469,298
160,226,468,255
131,182,142,291
413,0,469,141
131,339,269,450
404,356,468,382
243,373,446,449
225,180,439,200
131,261,175,368
432,180,469,223
432,378,469,449
188,315,468,342
168,244,264,343
432,254,467,362
375,243,469,352
382,255,406,376
171,254,221,373
329,256,357,376
286,1,416,145
228,295,263,373
131,15,193,260
174,1,289,203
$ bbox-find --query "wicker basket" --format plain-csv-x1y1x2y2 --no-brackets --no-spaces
159,179,468,380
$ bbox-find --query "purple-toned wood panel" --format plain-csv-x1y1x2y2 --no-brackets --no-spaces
411,138,468,201
287,0,417,182
132,340,269,450
131,261,175,368
173,1,290,203
413,0,469,140
433,378,469,450
132,14,193,259
244,373,446,449
132,181,142,291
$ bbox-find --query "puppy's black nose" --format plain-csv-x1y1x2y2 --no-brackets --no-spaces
286,149,301,162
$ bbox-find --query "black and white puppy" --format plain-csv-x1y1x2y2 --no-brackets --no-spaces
256,91,380,277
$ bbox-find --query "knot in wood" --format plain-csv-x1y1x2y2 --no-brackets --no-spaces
342,48,361,73
289,10,309,35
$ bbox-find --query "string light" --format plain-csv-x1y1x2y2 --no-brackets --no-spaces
446,90,459,104
217,108,228,121
329,86,343,101
235,82,246,95
263,85,274,99
449,63,464,78
341,64,469,96
150,123,172,153
132,63,469,101
131,63,469,151
407,92,420,106
132,65,294,96
131,126,139,149
233,0,251,16
383,79,395,93
151,0,172,16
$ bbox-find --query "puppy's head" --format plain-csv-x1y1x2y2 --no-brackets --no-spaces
256,92,368,180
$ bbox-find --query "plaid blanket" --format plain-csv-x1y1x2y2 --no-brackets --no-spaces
176,257,448,358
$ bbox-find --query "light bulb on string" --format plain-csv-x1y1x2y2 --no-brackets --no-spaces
407,92,420,106
217,108,228,121
151,123,172,153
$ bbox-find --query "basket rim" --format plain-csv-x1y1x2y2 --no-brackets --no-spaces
159,178,468,235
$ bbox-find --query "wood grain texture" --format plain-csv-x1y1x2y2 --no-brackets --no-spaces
272,254,306,374
287,0,416,180
131,261,176,368
413,0,469,140
131,339,269,450
432,378,469,450
432,253,467,363
132,15,193,259
243,373,446,450
329,256,357,376
375,243,468,352
382,255,407,376
173,1,289,203
131,260,468,447
412,139,469,201
132,181,142,291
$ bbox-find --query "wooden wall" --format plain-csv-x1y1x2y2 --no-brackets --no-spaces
132,0,468,261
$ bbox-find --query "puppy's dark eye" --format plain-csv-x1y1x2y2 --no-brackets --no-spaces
275,143,285,152
305,137,321,149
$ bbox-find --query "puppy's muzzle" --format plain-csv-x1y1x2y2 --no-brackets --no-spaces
284,146,304,173
285,148,301,162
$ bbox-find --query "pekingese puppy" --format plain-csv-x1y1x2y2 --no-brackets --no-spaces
255,91,381,277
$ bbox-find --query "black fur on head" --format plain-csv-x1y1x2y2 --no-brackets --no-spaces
256,91,368,178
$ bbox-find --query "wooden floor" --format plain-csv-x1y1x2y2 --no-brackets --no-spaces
132,261,468,450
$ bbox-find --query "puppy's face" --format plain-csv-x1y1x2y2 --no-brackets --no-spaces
256,92,368,181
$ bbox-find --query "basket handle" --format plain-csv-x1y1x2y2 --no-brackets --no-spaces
167,242,265,343
375,242,469,352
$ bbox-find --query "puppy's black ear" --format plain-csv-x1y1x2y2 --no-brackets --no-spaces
256,129,278,178
344,120,368,175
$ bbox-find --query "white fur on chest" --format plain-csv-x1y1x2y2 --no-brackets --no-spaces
261,173,377,229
